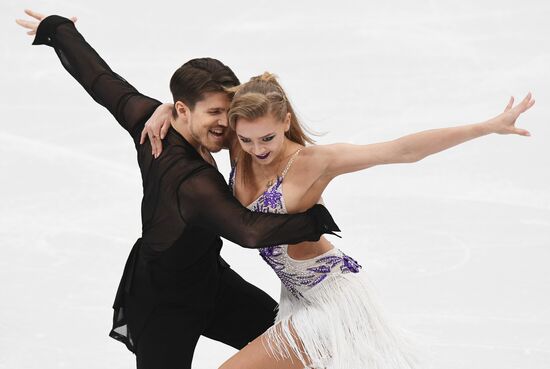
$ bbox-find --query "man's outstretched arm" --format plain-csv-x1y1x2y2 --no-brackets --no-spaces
18,10,161,141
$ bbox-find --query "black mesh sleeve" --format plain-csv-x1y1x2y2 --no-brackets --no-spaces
33,15,161,141
177,166,341,249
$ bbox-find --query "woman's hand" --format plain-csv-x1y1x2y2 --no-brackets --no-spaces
140,103,173,158
486,93,535,136
15,9,77,36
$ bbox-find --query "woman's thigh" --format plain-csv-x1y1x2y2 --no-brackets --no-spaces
218,321,309,369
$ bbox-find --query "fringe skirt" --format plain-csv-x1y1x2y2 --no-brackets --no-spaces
263,270,420,369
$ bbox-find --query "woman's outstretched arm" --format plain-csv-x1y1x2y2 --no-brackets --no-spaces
315,93,535,179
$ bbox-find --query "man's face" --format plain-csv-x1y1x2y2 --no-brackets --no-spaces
186,92,231,153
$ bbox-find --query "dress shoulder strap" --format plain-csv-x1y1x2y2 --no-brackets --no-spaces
228,161,237,194
281,148,303,179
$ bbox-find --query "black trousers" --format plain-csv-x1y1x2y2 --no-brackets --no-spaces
135,267,277,369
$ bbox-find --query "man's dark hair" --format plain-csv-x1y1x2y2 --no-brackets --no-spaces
169,58,240,117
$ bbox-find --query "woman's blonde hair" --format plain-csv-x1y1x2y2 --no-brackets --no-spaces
228,72,316,185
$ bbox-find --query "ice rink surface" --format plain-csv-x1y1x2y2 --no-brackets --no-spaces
1,0,549,368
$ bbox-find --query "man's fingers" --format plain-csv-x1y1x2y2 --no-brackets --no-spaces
24,9,45,21
15,19,36,29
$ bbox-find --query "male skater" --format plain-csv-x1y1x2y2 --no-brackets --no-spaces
16,10,340,369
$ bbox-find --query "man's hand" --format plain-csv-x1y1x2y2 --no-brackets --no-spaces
140,103,173,158
16,9,77,36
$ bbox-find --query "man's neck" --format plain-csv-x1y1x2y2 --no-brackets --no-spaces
170,118,217,167
171,118,198,149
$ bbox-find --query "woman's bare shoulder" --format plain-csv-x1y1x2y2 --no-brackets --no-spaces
287,145,326,181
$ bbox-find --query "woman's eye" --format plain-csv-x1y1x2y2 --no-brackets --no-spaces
239,138,251,143
262,136,275,142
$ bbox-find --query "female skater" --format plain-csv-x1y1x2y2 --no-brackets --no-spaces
226,74,533,369
145,73,534,369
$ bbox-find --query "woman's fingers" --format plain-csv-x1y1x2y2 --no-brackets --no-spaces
145,129,160,158
155,137,164,158
140,127,148,145
160,120,170,139
518,92,531,108
504,96,514,112
140,123,164,158
146,123,167,157
27,30,36,35
148,131,157,157
151,136,160,157
505,93,534,137
24,9,45,21
514,93,535,113
70,16,78,23
513,127,531,136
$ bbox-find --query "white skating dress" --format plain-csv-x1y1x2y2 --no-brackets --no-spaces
229,150,419,369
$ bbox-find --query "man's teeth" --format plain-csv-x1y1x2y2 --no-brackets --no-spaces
209,129,224,136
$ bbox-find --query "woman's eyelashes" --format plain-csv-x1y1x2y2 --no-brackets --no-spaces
239,135,275,143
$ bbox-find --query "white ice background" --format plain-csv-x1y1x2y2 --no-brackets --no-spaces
1,0,549,368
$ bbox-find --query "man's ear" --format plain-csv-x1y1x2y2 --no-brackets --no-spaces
175,101,191,120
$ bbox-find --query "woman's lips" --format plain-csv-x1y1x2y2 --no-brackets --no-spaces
255,152,270,160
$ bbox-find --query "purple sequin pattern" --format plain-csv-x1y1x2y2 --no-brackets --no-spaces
251,177,284,213
230,166,363,299
228,165,236,192
260,248,363,299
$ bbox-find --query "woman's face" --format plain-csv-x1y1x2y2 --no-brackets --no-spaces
235,112,291,166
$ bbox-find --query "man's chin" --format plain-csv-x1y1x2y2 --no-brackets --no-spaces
202,132,228,153
205,142,224,153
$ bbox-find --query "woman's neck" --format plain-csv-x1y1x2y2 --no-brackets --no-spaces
251,139,297,179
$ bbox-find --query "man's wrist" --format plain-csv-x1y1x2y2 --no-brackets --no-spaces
32,15,73,46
